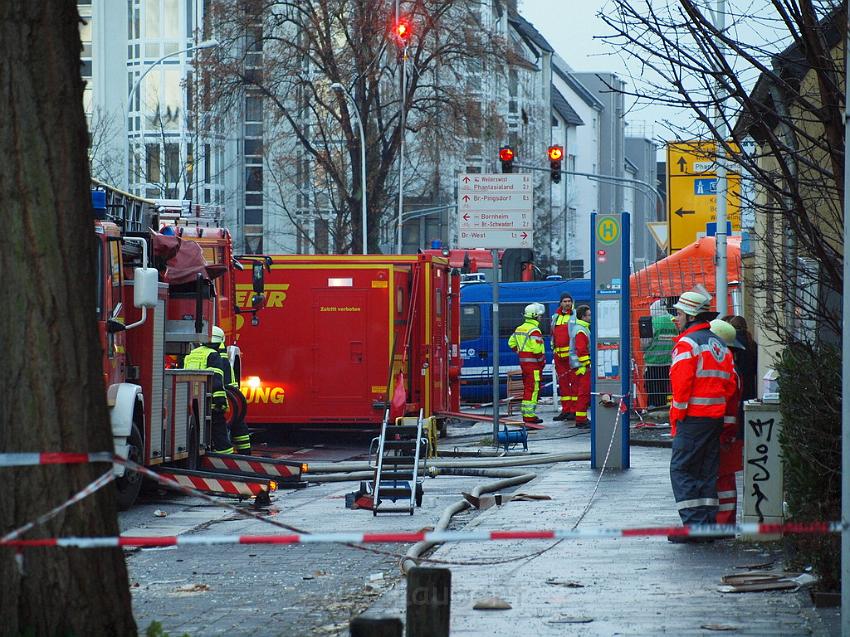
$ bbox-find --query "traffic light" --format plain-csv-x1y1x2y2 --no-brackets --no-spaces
499,146,515,173
548,145,563,183
393,18,412,46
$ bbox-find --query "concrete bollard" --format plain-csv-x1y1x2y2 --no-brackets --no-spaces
406,567,451,637
349,616,403,637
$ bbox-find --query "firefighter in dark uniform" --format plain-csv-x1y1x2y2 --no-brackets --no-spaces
219,340,252,455
184,326,233,454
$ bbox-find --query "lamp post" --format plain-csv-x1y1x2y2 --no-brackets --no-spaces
330,82,368,255
125,39,219,192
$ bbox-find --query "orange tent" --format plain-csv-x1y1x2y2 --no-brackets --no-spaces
630,237,742,410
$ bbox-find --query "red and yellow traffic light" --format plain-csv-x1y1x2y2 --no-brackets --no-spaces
548,145,563,183
499,146,515,173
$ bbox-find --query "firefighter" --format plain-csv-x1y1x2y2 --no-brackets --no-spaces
508,303,546,424
183,326,233,454
551,292,576,421
667,286,737,542
219,341,252,455
710,319,745,526
569,305,592,428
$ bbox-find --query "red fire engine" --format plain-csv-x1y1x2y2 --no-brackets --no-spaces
233,254,461,431
92,181,301,509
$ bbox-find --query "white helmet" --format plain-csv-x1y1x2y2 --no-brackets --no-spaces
673,285,712,316
710,319,743,349
524,302,545,319
211,325,225,344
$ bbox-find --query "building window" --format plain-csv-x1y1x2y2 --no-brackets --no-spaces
164,143,180,183
244,208,263,225
244,235,263,255
146,144,160,182
315,219,329,254
245,166,263,192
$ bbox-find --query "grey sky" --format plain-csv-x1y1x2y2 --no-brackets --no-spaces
518,0,678,140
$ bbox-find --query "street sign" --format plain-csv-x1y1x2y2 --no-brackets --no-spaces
457,173,534,249
666,141,741,252
646,222,668,251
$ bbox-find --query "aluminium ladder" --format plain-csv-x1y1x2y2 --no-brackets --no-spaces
370,409,427,515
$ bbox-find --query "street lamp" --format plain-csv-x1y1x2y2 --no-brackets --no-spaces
330,82,368,255
125,39,219,192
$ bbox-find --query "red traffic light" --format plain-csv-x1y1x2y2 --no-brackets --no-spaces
394,20,411,42
548,145,563,161
499,147,515,162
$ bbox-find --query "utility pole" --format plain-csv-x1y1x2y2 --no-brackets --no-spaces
840,8,850,633
713,0,729,316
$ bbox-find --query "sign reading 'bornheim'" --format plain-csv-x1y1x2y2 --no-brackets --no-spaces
457,173,534,249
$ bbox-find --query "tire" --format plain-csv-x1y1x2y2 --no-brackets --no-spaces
225,386,247,427
115,423,144,511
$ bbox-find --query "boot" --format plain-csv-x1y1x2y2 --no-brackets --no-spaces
553,411,569,421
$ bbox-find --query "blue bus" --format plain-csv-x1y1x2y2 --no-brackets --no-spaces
459,278,593,402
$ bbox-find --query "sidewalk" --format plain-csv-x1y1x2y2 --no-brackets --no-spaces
363,407,837,636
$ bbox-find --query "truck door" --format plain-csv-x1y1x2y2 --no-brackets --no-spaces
312,289,368,401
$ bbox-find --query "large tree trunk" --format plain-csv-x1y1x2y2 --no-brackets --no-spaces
0,2,137,634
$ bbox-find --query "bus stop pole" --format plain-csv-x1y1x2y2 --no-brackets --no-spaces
491,249,500,446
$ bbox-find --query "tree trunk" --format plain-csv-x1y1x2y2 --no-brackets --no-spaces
0,2,137,634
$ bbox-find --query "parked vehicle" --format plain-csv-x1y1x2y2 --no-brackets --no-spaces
458,278,593,402
233,254,461,430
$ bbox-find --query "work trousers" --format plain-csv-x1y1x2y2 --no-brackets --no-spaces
716,437,744,524
230,416,252,454
554,356,574,413
670,416,722,525
211,409,234,454
573,369,591,424
519,362,542,422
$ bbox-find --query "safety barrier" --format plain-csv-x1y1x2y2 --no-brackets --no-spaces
1,521,840,550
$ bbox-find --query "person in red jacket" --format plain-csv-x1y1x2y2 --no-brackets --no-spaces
667,286,738,543
710,319,745,526
570,305,592,428
551,292,575,421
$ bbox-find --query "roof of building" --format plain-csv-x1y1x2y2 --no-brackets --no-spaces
552,57,604,111
552,87,584,126
733,6,842,139
508,12,554,54
625,156,638,175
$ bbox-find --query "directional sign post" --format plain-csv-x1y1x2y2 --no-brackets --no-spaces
457,174,534,249
666,142,741,252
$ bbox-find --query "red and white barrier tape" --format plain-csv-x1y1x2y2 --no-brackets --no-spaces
1,470,115,543
0,452,114,467
0,522,841,550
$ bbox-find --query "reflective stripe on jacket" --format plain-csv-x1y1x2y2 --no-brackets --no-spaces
551,310,573,359
669,322,737,428
184,345,227,402
508,319,545,365
569,320,591,369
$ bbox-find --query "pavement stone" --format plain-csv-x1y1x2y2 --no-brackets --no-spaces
363,408,836,636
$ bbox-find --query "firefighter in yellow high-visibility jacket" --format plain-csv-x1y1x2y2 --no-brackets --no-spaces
508,303,546,424
183,326,233,454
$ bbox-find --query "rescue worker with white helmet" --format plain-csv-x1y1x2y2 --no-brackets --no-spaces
710,319,745,527
667,286,738,542
508,303,546,424
183,326,234,454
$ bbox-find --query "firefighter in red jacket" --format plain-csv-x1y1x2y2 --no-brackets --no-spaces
710,319,745,526
508,303,546,424
570,305,592,428
667,286,738,542
551,292,575,421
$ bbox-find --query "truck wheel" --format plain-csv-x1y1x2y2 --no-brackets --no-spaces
115,424,143,511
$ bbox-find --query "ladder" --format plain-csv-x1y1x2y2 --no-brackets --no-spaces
370,409,427,515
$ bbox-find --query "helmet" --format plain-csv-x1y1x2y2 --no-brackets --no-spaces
211,326,225,344
524,302,545,319
710,319,743,349
673,286,712,316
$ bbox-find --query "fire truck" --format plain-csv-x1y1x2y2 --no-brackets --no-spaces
92,181,301,509
233,254,461,431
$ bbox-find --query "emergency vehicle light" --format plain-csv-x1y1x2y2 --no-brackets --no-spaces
300,463,309,474
328,278,353,287
268,481,278,492
246,376,261,389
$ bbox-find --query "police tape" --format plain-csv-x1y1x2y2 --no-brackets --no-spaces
1,521,841,550
0,452,114,467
